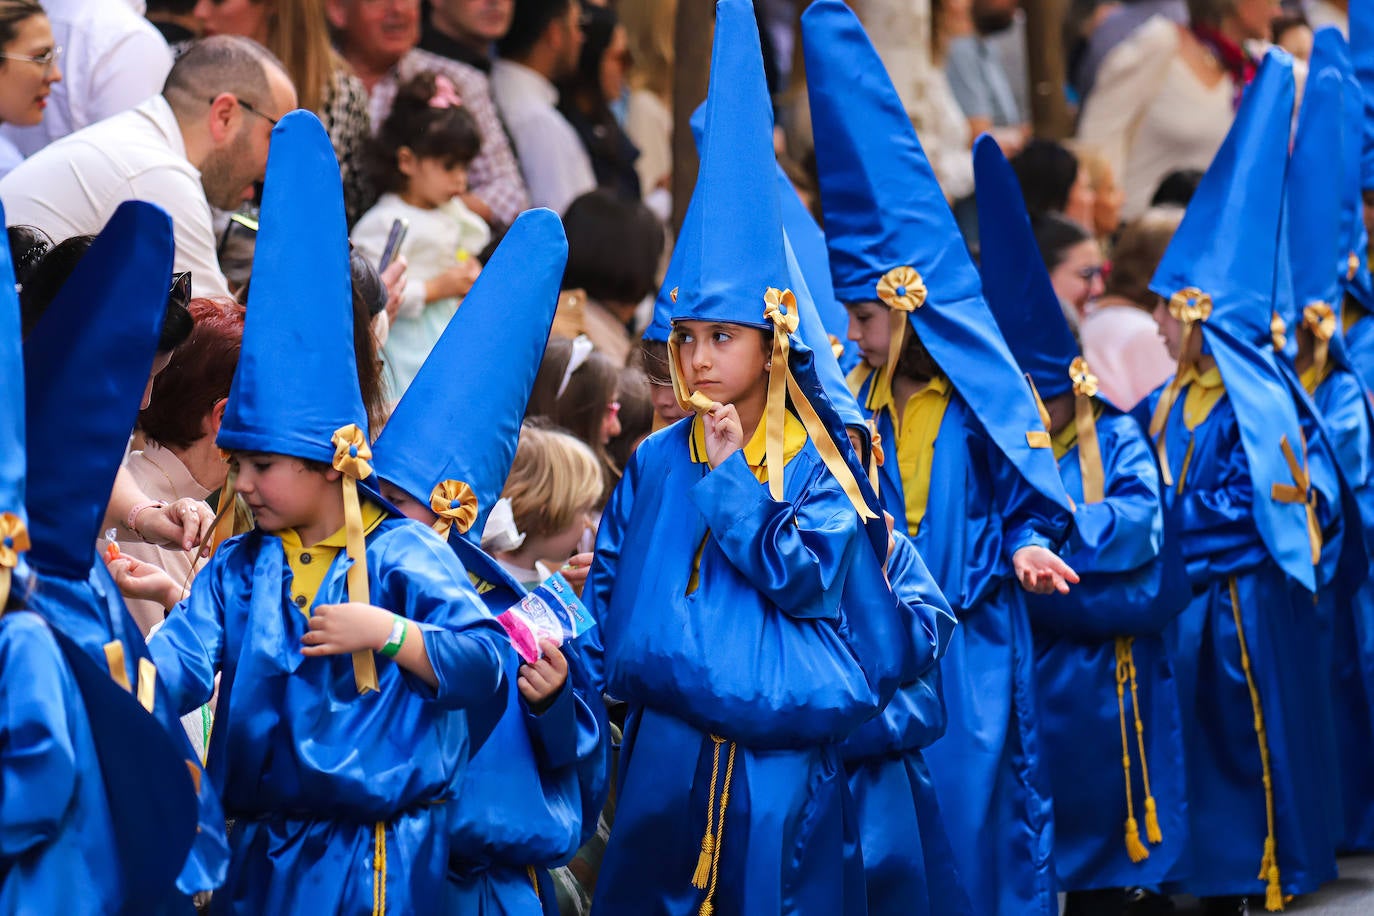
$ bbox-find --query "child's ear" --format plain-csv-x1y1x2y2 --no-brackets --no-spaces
325,467,344,483
397,146,417,177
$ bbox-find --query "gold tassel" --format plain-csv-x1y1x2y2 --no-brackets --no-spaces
698,740,738,916
1125,817,1150,864
1144,797,1162,845
1115,638,1148,862
692,738,724,890
1123,638,1162,845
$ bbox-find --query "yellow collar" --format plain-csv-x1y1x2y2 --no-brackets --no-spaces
1299,360,1335,396
690,409,809,478
1178,364,1225,431
278,499,388,550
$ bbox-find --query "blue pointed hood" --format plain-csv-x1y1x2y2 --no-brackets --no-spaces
372,209,567,542
1329,22,1374,313
1150,51,1315,590
802,0,1071,513
973,135,1081,400
670,0,790,329
24,202,173,579
643,186,699,344
0,200,27,600
1151,51,1295,346
1352,0,1374,191
219,110,366,463
776,163,851,348
787,236,865,432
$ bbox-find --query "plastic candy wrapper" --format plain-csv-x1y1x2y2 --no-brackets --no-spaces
104,528,121,562
496,572,596,664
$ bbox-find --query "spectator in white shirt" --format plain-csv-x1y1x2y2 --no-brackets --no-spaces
0,0,173,159
492,0,595,215
0,35,296,298
0,1,63,175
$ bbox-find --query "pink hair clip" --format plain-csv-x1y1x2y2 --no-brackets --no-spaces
429,74,463,110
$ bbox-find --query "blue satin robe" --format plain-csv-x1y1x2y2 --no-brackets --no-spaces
1308,367,1374,851
857,375,1072,916
841,531,970,916
584,420,903,916
1344,312,1374,394
26,561,229,898
1028,409,1188,891
1139,385,1337,898
148,517,508,915
442,539,609,916
0,610,122,916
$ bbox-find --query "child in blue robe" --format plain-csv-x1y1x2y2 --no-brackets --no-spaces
583,3,903,913
801,4,1076,913
146,112,508,915
20,200,229,903
1345,3,1374,392
1139,51,1337,911
371,209,609,916
975,135,1191,913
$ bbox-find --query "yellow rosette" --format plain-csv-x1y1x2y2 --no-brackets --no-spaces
429,479,479,538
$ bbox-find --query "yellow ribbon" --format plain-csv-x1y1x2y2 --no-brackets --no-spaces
103,640,132,691
332,424,380,695
1024,375,1054,450
874,266,926,425
1149,288,1214,487
0,512,30,611
428,479,479,538
1269,434,1322,566
1070,358,1106,504
1302,302,1336,386
1270,312,1287,353
1349,252,1360,282
764,289,800,504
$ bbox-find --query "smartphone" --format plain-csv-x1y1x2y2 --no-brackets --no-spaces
378,218,409,272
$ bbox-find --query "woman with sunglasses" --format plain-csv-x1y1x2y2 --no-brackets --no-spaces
0,0,60,177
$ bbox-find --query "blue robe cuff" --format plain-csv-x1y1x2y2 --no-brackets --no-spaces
421,626,505,711
524,680,578,772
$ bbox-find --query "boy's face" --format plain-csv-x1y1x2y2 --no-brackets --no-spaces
379,479,440,526
673,320,770,408
648,381,690,425
231,453,338,534
846,301,891,370
1151,298,1185,361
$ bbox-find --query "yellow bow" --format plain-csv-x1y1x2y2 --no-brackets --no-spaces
1069,358,1106,504
0,512,31,610
763,288,799,503
1270,434,1322,566
331,424,379,694
1150,288,1214,486
429,479,479,538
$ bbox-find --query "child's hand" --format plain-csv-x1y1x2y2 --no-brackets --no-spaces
560,552,593,597
106,555,185,609
302,602,393,656
703,402,744,469
518,639,568,711
427,260,482,302
1012,546,1079,595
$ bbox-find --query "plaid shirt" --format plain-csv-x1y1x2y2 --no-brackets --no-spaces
368,48,530,226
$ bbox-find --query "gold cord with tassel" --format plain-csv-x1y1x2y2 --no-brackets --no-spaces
1115,637,1150,863
1123,639,1162,844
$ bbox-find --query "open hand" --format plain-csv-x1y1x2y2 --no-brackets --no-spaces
1012,545,1079,595
702,401,744,469
518,639,569,710
106,555,185,609
302,602,392,656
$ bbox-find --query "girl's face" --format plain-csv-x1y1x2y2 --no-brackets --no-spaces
399,149,470,209
193,0,271,44
600,397,622,445
648,382,690,425
674,320,770,410
1049,239,1105,317
600,25,630,102
846,301,892,370
0,15,60,128
379,480,440,526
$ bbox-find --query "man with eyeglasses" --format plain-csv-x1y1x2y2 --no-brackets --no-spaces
0,0,173,158
0,35,296,299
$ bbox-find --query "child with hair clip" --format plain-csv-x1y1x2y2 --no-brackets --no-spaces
583,3,904,913
527,335,624,497
147,112,508,913
352,70,490,398
371,206,608,916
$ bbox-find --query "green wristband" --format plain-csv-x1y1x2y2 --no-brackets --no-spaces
380,615,407,658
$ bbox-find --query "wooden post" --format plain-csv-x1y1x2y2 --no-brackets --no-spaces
672,0,715,236
1023,0,1073,139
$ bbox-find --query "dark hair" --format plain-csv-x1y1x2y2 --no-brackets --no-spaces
637,337,671,386
562,190,664,303
527,335,621,493
1031,212,1093,272
139,298,245,449
146,0,197,13
1102,206,1183,307
498,0,575,60
0,1,44,49
351,249,387,318
350,253,389,432
1150,169,1204,208
1011,140,1080,218
369,71,483,195
8,224,51,294
893,325,942,383
607,366,652,470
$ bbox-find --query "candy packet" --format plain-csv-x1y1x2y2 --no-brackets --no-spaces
104,528,121,562
496,571,597,664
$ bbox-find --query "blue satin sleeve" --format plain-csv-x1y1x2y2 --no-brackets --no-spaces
1345,315,1374,394
0,617,77,857
149,541,233,717
1173,410,1265,584
525,681,577,769
689,449,855,619
375,529,507,711
987,428,1072,560
1062,414,1163,575
583,433,644,697
1315,369,1374,491
887,532,957,680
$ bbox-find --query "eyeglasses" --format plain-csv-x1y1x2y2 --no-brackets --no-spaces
0,45,60,75
210,95,279,127
607,401,622,418
1076,265,1105,283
